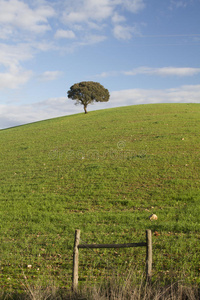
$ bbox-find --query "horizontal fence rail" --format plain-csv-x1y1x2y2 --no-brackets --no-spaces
72,229,152,291
78,242,147,249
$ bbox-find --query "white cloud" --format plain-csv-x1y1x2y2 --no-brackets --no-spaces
0,0,55,35
55,29,76,39
123,0,145,13
113,25,133,40
0,43,33,68
0,97,83,129
0,0,147,76
79,34,107,45
155,67,200,76
0,27,13,40
38,71,63,82
61,0,145,41
112,18,142,39
154,67,200,77
68,34,107,49
169,0,188,9
62,0,113,24
109,85,200,106
1,84,200,129
96,70,120,78
110,0,145,13
123,67,200,77
0,43,33,89
97,67,200,77
31,40,55,52
0,69,32,89
112,13,126,24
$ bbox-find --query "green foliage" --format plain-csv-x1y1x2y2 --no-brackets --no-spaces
67,81,110,113
0,103,200,292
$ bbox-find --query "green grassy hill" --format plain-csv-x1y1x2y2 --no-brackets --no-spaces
0,103,200,292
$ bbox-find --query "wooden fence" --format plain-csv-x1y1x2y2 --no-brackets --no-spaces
72,229,152,291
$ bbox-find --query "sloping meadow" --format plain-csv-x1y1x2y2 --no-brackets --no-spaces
0,103,200,292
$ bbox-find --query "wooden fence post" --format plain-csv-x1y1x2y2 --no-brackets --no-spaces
72,229,80,292
146,229,152,283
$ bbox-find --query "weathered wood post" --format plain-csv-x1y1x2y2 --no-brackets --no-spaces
72,229,80,292
146,229,152,283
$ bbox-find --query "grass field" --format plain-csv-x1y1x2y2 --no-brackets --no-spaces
0,103,200,294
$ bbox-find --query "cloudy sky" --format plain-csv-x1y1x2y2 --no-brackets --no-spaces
0,0,200,129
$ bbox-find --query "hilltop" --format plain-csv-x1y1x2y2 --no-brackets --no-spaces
0,103,200,292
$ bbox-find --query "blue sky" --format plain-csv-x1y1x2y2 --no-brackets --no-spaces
0,0,200,129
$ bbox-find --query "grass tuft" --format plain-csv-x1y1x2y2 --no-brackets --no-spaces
0,272,199,299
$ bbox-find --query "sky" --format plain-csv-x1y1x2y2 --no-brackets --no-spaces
0,0,200,129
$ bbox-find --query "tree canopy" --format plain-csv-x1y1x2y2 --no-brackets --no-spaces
67,81,110,113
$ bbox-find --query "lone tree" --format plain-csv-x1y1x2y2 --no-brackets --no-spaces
67,81,110,114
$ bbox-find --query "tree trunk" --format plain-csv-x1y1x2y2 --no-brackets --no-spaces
84,105,88,114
